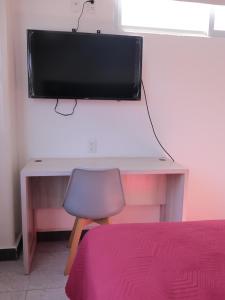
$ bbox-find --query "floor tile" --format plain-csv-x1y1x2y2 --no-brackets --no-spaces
36,241,68,254
32,250,68,272
26,288,68,300
0,291,26,300
0,258,29,292
0,241,69,296
27,270,67,290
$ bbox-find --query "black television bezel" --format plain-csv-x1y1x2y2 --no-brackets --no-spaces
27,29,143,101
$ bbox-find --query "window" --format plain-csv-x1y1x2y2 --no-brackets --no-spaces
119,0,225,37
213,6,225,32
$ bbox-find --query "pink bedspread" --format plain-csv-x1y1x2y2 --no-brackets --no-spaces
65,221,225,300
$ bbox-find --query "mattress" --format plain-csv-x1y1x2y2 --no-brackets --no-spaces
65,220,225,300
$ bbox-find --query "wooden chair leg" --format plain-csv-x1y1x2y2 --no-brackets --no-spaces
95,217,110,225
68,218,78,248
64,217,89,276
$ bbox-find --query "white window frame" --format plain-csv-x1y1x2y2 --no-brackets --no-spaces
209,7,225,37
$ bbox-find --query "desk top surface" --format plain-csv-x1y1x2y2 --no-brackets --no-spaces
21,157,188,177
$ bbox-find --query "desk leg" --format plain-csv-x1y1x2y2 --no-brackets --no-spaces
160,174,187,222
21,175,37,274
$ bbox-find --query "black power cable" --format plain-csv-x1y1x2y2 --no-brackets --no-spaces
55,99,78,116
75,0,94,32
141,80,175,162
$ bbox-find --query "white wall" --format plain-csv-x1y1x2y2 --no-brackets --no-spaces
0,0,20,248
13,0,225,227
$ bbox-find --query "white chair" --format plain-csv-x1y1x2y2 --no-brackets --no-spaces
63,168,125,275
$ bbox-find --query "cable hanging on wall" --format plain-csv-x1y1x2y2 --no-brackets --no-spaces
55,99,78,116
73,0,95,32
141,80,175,162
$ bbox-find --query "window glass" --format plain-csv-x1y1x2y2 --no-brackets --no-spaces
121,0,210,35
213,5,225,31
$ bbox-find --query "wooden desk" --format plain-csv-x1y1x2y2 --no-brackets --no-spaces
20,157,188,274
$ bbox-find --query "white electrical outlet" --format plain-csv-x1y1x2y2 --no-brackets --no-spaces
88,139,97,153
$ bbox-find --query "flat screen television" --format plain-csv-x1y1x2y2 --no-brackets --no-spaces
27,30,143,100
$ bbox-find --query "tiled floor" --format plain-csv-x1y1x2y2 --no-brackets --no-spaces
0,241,69,300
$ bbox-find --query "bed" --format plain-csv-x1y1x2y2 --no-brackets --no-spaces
65,220,225,300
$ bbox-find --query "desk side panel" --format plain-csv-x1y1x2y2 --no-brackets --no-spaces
160,174,186,222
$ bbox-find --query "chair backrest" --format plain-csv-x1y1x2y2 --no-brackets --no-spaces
63,168,125,219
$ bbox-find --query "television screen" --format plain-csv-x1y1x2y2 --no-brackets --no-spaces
27,30,143,100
